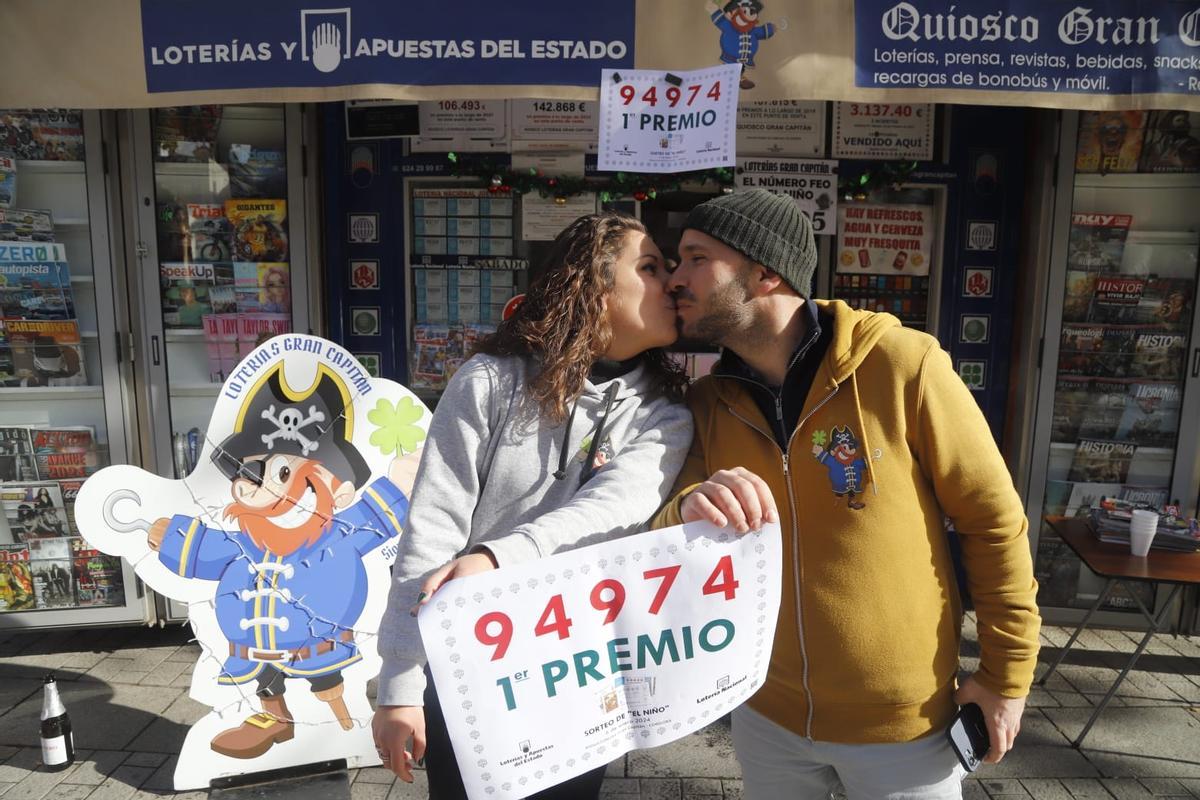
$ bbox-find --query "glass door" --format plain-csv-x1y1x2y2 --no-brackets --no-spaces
1029,110,1200,615
128,104,311,479
0,109,145,628
833,184,948,333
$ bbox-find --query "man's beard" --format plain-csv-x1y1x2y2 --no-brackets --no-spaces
677,270,757,349
224,461,339,556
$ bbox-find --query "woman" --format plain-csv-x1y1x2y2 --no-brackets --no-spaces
373,212,693,799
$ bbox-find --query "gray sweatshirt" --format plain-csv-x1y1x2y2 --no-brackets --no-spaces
376,353,694,707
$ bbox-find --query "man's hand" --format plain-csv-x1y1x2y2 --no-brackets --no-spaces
680,467,777,533
147,517,170,551
954,674,1026,764
372,705,425,782
389,449,423,498
411,551,498,615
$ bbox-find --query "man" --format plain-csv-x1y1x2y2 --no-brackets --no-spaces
654,189,1040,799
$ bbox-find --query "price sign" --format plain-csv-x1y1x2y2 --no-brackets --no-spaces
511,99,598,149
411,99,509,153
736,158,838,237
832,101,934,160
598,64,740,173
419,520,781,800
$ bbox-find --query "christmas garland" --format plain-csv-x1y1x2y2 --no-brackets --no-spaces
444,153,920,204
446,153,734,204
837,160,921,200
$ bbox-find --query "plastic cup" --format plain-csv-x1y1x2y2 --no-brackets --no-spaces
1129,509,1159,557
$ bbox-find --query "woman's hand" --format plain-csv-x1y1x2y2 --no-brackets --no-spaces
411,551,499,615
372,705,426,782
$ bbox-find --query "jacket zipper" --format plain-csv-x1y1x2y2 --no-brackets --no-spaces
723,381,839,739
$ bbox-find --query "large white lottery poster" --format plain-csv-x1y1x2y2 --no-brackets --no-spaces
598,64,740,173
420,521,782,800
837,203,935,276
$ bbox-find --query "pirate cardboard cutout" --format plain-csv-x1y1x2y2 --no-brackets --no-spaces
75,335,429,790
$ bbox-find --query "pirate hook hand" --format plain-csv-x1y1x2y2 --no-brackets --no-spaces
776,16,789,30
705,0,720,14
388,449,423,499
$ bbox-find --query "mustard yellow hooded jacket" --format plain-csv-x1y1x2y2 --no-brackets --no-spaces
654,300,1040,743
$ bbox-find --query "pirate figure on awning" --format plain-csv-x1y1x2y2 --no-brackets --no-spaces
111,364,418,759
707,0,787,90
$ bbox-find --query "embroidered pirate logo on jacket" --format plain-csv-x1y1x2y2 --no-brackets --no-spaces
812,425,868,510
576,435,614,472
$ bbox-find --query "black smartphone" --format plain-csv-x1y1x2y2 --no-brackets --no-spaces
945,703,990,772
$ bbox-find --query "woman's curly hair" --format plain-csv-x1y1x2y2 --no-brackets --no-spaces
474,212,687,422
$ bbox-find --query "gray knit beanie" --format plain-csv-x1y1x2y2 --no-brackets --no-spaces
683,188,817,296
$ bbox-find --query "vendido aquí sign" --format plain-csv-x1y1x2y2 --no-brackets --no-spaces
856,1,1200,96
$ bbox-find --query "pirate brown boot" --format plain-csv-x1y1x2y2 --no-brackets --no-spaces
315,683,354,731
210,694,295,759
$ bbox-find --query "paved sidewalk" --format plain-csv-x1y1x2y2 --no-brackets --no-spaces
0,614,1198,799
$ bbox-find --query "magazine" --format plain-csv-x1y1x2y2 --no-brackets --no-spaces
1057,324,1136,379
1074,380,1130,441
1132,330,1187,380
156,202,190,262
1063,481,1124,520
0,240,74,320
30,426,97,480
1114,382,1182,448
187,203,232,262
0,319,87,387
0,110,84,161
1076,111,1146,173
1068,440,1136,484
1043,480,1074,517
73,542,124,607
57,479,83,536
237,312,290,355
0,482,69,541
1062,270,1097,323
0,208,55,242
412,324,450,390
202,313,241,382
1053,377,1139,443
1141,276,1194,328
28,537,74,609
1138,110,1200,173
153,106,222,162
234,262,290,313
160,261,233,329
30,111,84,161
0,544,35,612
226,199,288,262
0,427,37,482
228,145,287,197
0,154,15,209
1066,213,1132,271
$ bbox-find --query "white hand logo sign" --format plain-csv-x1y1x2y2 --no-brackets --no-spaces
312,22,342,73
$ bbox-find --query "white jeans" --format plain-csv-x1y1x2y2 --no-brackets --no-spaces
732,705,966,800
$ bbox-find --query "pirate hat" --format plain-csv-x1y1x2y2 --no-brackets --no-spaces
212,364,370,487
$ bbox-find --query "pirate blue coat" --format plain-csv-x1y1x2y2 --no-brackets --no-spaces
156,477,408,685
711,10,775,67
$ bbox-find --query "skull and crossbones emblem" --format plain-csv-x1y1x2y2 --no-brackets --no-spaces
260,404,325,456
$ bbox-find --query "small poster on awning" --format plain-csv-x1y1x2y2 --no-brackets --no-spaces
736,100,825,158
735,158,838,236
598,64,740,173
836,203,934,276
833,102,934,160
